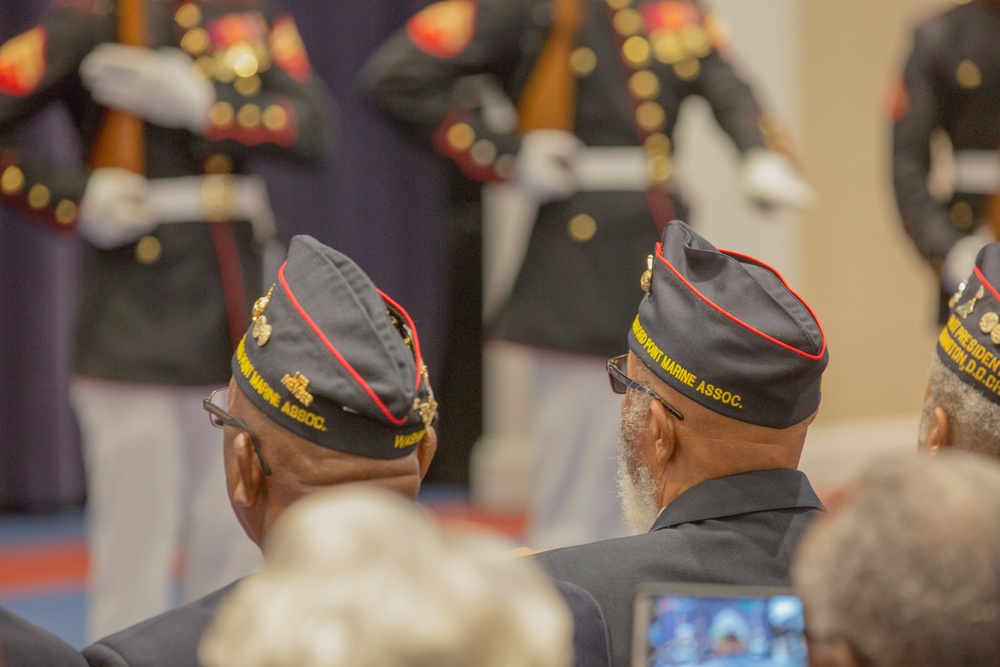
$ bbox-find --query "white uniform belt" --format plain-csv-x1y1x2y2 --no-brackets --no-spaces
146,175,276,243
953,150,1000,195
574,147,655,191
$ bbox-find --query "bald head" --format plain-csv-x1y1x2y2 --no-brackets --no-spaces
223,381,436,547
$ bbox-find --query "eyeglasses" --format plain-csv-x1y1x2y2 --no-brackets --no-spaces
607,354,684,421
203,388,272,476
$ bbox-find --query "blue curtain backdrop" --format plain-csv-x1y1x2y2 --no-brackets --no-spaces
0,0,443,510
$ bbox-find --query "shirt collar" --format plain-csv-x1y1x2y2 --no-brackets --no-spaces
651,468,824,532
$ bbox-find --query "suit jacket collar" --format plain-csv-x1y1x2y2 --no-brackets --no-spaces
651,468,823,531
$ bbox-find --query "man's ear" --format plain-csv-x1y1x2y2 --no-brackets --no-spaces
231,431,265,508
649,400,677,468
926,406,951,455
416,426,438,480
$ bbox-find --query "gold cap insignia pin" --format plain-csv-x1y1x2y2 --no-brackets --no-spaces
640,254,653,293
949,281,967,309
282,371,314,407
956,285,985,319
413,363,438,430
982,312,1000,345
252,316,272,346
251,284,275,346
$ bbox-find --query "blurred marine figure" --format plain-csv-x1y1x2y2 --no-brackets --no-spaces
892,0,1000,319
0,0,333,639
364,0,812,548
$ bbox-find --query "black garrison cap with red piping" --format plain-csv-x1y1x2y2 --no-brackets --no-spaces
628,220,828,428
937,243,1000,405
231,235,436,459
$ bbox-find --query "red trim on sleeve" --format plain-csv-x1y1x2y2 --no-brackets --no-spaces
655,243,827,360
278,263,409,425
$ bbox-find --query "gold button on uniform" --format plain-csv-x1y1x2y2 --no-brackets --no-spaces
262,105,289,132
568,214,597,242
470,139,497,165
1,165,24,194
237,104,261,128
623,36,651,67
27,183,50,209
673,57,701,80
644,132,672,155
648,154,672,184
956,59,981,89
636,101,665,131
569,47,597,77
55,200,77,225
210,102,235,127
653,33,683,64
234,75,261,97
174,3,201,29
680,25,710,57
613,9,642,36
606,0,629,10
135,236,162,265
204,153,233,174
446,123,475,151
950,201,974,230
180,28,209,55
629,70,660,100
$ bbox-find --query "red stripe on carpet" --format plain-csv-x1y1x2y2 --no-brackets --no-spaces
0,541,88,595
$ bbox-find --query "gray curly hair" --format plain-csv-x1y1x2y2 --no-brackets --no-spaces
922,353,1000,459
792,452,1000,667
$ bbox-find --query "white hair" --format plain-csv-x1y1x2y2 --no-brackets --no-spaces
199,487,573,667
616,392,661,533
792,452,1000,667
924,353,1000,458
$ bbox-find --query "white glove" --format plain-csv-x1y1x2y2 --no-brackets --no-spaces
80,45,215,133
79,168,156,249
514,129,583,204
942,224,995,295
740,149,816,211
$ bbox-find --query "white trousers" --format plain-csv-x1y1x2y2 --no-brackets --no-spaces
70,379,261,640
527,352,634,549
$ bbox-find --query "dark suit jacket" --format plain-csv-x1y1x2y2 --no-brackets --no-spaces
535,469,824,667
0,605,87,667
83,578,610,667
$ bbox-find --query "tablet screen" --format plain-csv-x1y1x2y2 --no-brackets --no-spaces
632,584,807,667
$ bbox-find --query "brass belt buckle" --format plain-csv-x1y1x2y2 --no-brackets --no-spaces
201,174,237,222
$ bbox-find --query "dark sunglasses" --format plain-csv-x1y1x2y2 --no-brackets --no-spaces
203,387,272,476
607,354,684,421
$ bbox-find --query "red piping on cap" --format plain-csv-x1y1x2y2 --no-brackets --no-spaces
654,243,827,361
974,267,1000,302
278,263,409,425
377,288,424,392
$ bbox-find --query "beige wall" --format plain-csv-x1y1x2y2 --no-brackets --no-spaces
798,0,948,425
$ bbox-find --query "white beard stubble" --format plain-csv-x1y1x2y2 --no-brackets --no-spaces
616,394,662,533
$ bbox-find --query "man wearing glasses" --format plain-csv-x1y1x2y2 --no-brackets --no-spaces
82,235,438,666
82,235,612,667
535,220,828,667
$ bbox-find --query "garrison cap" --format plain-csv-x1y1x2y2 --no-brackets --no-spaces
232,235,436,459
937,243,1000,405
628,220,828,428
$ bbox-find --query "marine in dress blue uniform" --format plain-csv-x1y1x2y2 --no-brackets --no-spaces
364,0,811,548
892,0,1000,320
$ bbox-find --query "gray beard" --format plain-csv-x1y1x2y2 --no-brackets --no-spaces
616,397,662,533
